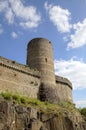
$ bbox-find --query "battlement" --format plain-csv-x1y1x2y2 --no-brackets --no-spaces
0,56,40,78
55,75,72,89
0,37,73,103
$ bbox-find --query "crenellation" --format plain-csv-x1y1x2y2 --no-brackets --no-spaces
0,56,40,78
0,38,73,103
55,75,72,89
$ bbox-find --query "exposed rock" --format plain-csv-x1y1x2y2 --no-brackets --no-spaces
0,100,86,130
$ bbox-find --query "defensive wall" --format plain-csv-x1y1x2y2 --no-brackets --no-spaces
0,56,41,98
0,56,72,102
55,75,73,102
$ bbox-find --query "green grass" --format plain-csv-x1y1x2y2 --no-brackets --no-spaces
60,101,77,115
0,92,30,104
0,91,78,115
0,91,12,100
0,91,61,114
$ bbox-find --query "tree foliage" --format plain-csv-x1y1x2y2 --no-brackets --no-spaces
79,108,86,117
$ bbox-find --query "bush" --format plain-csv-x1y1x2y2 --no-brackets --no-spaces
79,108,86,117
0,91,12,100
0,92,60,114
20,97,27,104
12,93,21,103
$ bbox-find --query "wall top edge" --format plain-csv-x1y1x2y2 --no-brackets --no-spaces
55,75,72,89
0,56,41,77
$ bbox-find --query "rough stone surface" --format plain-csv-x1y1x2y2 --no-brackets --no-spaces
27,38,55,84
0,100,86,130
0,38,72,103
0,62,41,98
0,55,72,103
39,83,59,103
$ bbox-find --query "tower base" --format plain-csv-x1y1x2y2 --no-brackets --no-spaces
39,83,59,103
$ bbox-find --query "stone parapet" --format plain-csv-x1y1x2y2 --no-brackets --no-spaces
55,75,72,89
0,56,40,78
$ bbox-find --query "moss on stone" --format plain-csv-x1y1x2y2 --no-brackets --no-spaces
0,91,77,116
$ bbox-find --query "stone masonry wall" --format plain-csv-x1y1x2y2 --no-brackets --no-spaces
27,38,56,84
0,56,73,103
0,56,41,98
55,76,73,102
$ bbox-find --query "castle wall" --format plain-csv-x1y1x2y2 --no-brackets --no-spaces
0,56,41,98
0,56,73,103
26,38,59,103
55,76,73,102
0,35,73,103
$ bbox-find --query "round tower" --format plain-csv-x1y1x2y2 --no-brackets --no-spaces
27,38,55,85
27,38,59,103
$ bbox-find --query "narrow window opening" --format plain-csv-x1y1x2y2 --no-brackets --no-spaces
49,41,51,44
45,58,47,62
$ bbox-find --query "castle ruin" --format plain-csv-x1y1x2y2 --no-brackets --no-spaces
0,38,73,103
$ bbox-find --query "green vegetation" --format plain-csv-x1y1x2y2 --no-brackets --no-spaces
0,91,60,114
0,91,77,115
60,101,77,114
1,91,12,100
78,108,86,117
0,92,28,104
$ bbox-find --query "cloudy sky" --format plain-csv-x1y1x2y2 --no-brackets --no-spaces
0,0,86,108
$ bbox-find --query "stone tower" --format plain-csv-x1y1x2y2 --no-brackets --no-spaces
27,38,55,85
27,38,59,103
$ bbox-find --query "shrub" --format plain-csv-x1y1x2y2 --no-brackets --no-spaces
12,93,21,103
1,91,12,100
79,108,86,117
0,92,61,114
20,97,27,104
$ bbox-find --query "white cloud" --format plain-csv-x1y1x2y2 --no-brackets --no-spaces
11,32,18,39
5,8,14,24
67,18,86,50
0,1,8,12
0,0,14,24
0,24,3,34
54,58,86,89
44,2,72,33
0,0,41,28
75,100,86,108
19,21,39,29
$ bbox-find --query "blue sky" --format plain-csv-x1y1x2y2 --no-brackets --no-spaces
0,0,86,108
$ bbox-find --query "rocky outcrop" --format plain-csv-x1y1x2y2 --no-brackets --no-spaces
0,99,86,130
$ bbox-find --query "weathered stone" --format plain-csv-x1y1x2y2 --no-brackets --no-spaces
0,38,73,104
39,83,59,103
0,38,85,129
0,100,86,130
